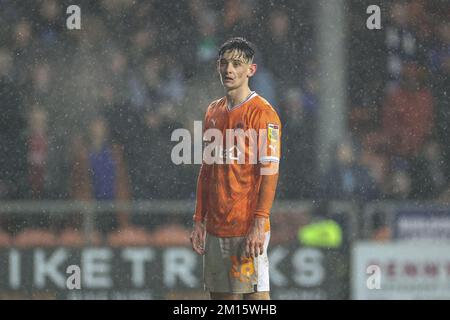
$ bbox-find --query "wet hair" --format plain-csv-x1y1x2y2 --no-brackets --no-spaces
218,37,255,63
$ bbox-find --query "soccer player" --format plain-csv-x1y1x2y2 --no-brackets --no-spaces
190,37,281,300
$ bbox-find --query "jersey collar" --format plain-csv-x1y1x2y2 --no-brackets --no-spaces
226,91,257,111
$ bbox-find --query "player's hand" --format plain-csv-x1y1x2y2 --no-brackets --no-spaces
245,217,267,259
190,221,206,255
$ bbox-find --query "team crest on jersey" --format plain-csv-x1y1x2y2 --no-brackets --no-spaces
268,123,279,143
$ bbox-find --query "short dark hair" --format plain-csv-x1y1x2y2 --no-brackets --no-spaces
218,37,255,63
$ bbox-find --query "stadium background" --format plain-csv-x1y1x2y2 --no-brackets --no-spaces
1,0,450,299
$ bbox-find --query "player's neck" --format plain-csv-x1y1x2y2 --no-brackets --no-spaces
226,86,252,109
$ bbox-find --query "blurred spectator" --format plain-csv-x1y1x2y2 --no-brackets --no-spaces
108,50,131,104
221,0,258,40
249,44,278,106
71,117,131,232
347,0,386,108
0,48,27,199
26,107,49,199
386,160,412,200
128,55,186,110
321,139,380,201
260,9,301,87
31,62,52,98
430,22,450,74
35,0,63,47
279,88,316,199
251,63,277,107
196,10,219,65
380,61,434,159
409,140,446,199
301,60,320,114
370,210,392,242
385,1,423,88
138,105,195,200
359,145,390,196
433,22,450,181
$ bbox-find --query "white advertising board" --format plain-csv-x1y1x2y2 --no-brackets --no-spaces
352,241,450,299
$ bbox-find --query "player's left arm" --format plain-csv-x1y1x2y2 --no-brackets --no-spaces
245,107,281,258
245,173,279,258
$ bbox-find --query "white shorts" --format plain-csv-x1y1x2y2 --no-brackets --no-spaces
203,232,270,294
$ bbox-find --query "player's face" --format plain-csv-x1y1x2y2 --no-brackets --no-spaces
218,50,256,90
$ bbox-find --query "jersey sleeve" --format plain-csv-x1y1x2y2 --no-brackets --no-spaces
255,106,281,171
252,105,281,218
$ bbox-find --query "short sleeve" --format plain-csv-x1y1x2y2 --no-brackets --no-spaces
255,107,281,165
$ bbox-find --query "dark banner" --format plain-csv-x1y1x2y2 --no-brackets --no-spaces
0,243,348,300
394,209,450,240
0,207,351,300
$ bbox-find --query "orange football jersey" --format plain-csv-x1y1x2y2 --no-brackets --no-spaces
194,92,281,237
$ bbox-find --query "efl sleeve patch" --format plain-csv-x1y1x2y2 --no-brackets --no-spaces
268,123,279,143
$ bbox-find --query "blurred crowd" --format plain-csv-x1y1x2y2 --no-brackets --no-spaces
331,0,450,203
0,0,315,208
0,0,450,222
